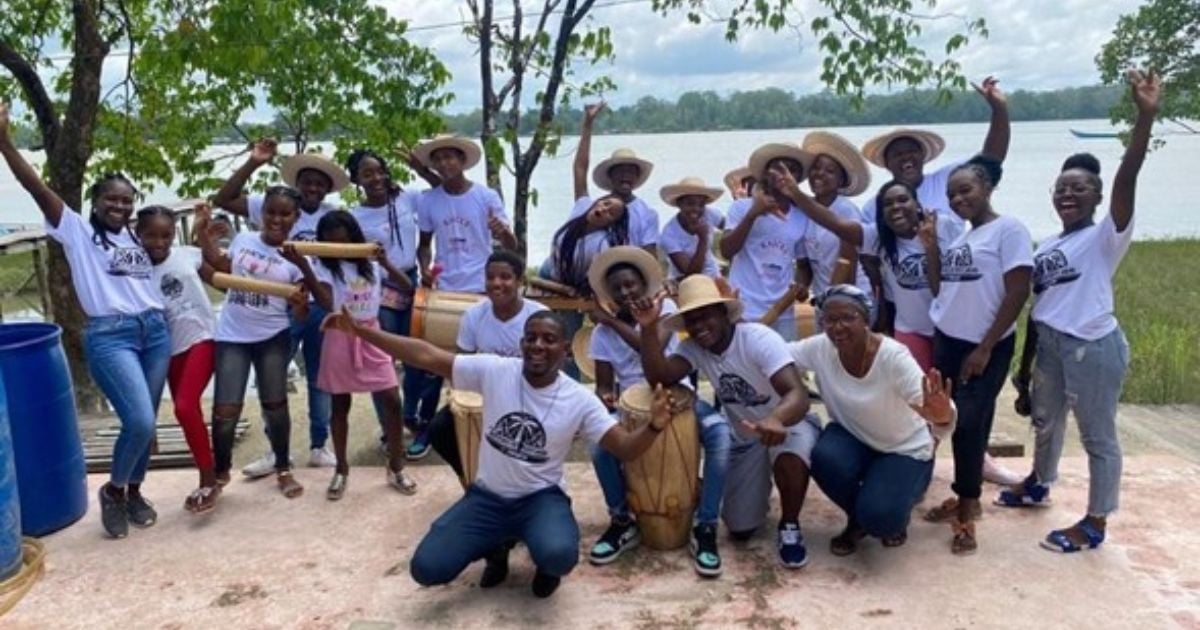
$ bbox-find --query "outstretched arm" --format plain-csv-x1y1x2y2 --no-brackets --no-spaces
0,103,65,227
976,76,1010,162
573,102,605,200
599,383,673,461
773,165,864,247
1111,70,1161,233
212,138,276,217
324,306,454,379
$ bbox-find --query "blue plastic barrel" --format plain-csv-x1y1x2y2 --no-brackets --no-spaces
0,372,22,580
0,323,87,536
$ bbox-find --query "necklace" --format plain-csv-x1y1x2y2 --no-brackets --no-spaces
519,371,563,424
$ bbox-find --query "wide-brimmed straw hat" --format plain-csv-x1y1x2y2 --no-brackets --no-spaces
281,153,350,193
660,176,724,207
592,148,653,192
801,131,872,197
661,275,744,333
723,166,753,193
572,327,596,382
587,246,663,314
860,128,945,169
747,142,814,180
412,135,482,170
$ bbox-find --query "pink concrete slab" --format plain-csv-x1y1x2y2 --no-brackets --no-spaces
6,456,1199,629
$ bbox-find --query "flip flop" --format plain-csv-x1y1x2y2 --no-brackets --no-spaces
277,471,304,499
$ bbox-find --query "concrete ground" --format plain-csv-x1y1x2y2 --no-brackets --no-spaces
5,386,1200,629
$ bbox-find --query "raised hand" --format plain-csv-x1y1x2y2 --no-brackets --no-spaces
398,145,422,170
583,101,607,124
249,137,278,166
629,293,664,329
1128,69,1162,116
649,383,673,431
487,210,508,239
192,201,212,234
767,163,801,199
910,368,955,425
751,180,786,221
972,76,1006,109
917,210,938,250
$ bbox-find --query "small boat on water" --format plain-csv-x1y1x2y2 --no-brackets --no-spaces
1070,129,1119,139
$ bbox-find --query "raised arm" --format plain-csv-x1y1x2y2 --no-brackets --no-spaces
720,188,780,260
975,76,1011,163
918,211,943,295
325,306,454,379
193,203,232,273
399,146,442,189
487,209,518,251
774,167,864,246
212,138,277,217
1111,70,1161,233
631,296,694,387
574,102,605,200
0,103,65,227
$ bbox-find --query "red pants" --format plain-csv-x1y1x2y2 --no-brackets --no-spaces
168,340,216,471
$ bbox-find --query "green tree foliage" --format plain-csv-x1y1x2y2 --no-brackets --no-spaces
1097,0,1199,137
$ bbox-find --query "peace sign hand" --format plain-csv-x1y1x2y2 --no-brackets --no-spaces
917,211,938,250
629,293,664,329
910,368,955,425
972,76,1006,109
1127,69,1162,116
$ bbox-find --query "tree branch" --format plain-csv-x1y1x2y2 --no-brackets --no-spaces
0,39,61,148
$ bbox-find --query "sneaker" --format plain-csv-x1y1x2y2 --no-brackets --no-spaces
531,571,561,598
588,517,641,565
994,476,1052,507
126,491,157,528
242,451,290,479
98,485,128,539
689,523,722,577
308,446,337,468
777,522,809,569
406,428,432,460
480,547,510,589
983,457,1025,486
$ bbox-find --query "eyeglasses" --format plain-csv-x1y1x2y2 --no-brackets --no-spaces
1050,183,1099,196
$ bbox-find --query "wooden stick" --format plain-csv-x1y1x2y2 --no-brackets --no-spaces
527,276,578,297
284,241,379,258
211,272,300,299
760,283,803,327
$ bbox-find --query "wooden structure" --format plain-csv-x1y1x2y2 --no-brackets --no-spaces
0,224,50,321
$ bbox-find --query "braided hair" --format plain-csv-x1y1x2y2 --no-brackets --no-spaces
315,211,374,285
950,154,1004,190
88,172,140,250
346,149,405,251
872,179,922,268
552,195,630,294
134,205,176,235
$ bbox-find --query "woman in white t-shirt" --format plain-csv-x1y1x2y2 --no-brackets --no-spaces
541,195,630,294
796,132,874,302
1,107,171,539
996,72,1161,554
796,286,955,556
659,177,724,281
922,154,1032,555
136,206,221,514
195,190,308,500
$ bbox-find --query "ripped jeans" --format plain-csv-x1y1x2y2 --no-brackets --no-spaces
1031,323,1129,517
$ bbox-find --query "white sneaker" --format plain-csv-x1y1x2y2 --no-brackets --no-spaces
983,456,1025,486
309,446,337,468
241,451,279,479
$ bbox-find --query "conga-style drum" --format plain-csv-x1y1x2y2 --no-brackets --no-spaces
410,288,486,351
450,389,484,489
618,383,700,550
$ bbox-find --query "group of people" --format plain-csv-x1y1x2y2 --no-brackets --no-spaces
0,68,1160,598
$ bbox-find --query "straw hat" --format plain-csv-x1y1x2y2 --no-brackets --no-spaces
723,166,753,193
860,128,945,169
747,142,814,180
412,135,482,170
801,131,872,197
661,275,744,333
281,153,350,193
592,148,653,192
587,246,664,314
572,327,596,382
660,176,724,207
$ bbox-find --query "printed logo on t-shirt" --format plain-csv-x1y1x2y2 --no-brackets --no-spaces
486,411,549,463
108,247,152,279
291,229,318,242
893,253,931,290
940,245,983,283
1032,249,1080,294
160,273,184,300
716,374,771,407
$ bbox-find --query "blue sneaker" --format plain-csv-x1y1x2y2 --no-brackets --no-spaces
994,476,1051,507
589,517,641,565
777,522,808,569
406,425,432,460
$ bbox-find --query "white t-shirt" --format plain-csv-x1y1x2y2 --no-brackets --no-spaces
457,298,549,357
724,198,808,321
661,208,722,279
353,192,419,272
214,232,303,343
799,196,872,296
152,246,216,355
862,160,966,226
247,195,338,242
570,196,660,247
452,355,616,498
789,335,952,460
417,184,509,293
546,228,618,289
589,299,680,388
1031,213,1133,341
674,322,794,440
929,215,1033,343
44,209,162,317
312,260,382,322
862,213,964,336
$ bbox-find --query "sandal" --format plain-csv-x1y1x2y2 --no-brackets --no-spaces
1040,519,1105,553
184,485,221,514
882,531,907,548
994,476,1051,508
388,468,418,495
924,497,982,523
830,524,865,557
327,472,348,501
951,520,977,556
277,471,304,499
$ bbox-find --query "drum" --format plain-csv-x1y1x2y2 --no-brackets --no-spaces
449,389,484,490
411,288,486,351
618,383,700,550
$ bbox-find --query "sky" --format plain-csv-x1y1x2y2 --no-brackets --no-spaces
379,0,1145,113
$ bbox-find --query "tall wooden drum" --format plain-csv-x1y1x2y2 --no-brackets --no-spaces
450,389,484,489
411,288,486,351
618,383,700,550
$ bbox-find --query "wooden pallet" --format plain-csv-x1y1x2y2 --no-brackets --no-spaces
83,420,250,473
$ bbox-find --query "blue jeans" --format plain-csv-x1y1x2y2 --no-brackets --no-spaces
410,484,579,585
591,399,730,525
1031,323,1129,517
810,422,932,538
83,310,171,487
289,302,330,449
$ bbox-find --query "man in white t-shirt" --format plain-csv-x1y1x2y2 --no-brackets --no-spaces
324,308,674,598
212,138,352,473
635,275,820,570
659,177,725,281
